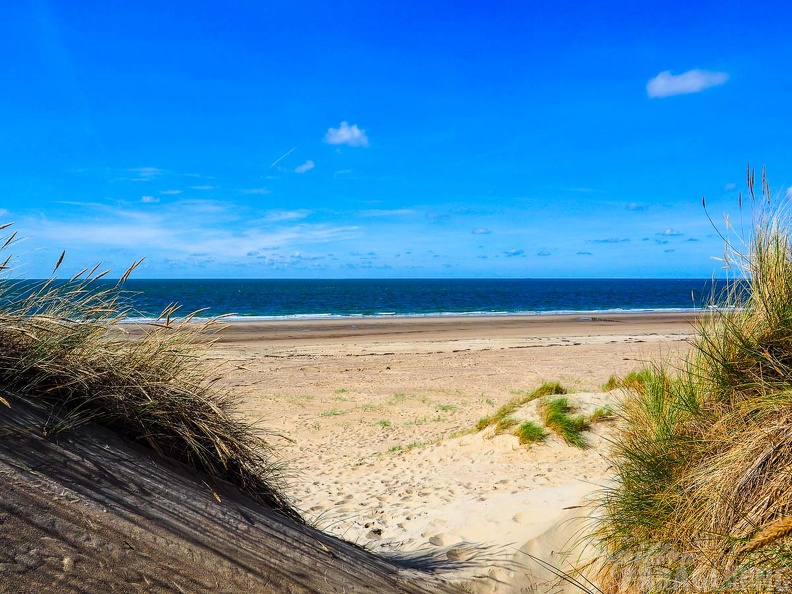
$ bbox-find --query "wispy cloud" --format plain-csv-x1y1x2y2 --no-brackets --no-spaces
659,228,684,236
159,189,183,195
294,160,315,174
324,122,369,147
25,202,355,261
240,188,271,195
270,146,297,168
257,209,311,223
471,227,491,234
190,185,217,191
647,69,729,98
589,238,630,244
360,209,416,217
426,212,450,223
140,195,159,203
118,167,164,182
786,187,792,199
626,202,647,211
724,183,737,191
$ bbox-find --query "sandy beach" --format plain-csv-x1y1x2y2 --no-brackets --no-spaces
0,311,700,592
211,312,697,591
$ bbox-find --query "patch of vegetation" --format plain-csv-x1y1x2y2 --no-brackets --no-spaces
494,416,518,433
602,369,654,392
596,168,792,592
516,421,547,444
449,427,477,439
374,419,392,429
477,381,567,431
319,408,345,417
539,397,589,448
360,403,382,412
387,392,408,405
436,403,457,412
404,416,429,427
589,406,615,423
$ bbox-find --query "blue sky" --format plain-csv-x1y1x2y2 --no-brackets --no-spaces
1,0,790,278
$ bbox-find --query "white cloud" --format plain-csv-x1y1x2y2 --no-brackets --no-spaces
647,69,729,98
190,185,217,191
258,209,311,223
141,195,159,203
160,189,183,195
786,187,792,199
324,121,369,147
294,160,315,174
240,188,271,195
471,227,492,235
127,167,163,181
0,208,8,217
724,183,737,191
360,209,416,217
24,206,356,261
660,228,684,236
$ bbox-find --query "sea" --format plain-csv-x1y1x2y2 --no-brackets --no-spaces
92,278,733,321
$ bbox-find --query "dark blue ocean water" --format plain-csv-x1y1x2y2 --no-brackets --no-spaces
100,278,730,321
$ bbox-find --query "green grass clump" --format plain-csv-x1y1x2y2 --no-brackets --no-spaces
596,168,792,592
0,224,300,522
477,381,567,432
602,369,654,392
516,421,547,444
494,415,518,433
540,397,588,448
588,406,615,423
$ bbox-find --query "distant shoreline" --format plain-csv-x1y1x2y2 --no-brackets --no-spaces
207,310,701,345
120,307,708,324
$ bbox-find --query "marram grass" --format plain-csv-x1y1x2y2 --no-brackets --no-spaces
539,397,589,448
595,168,792,592
0,224,301,522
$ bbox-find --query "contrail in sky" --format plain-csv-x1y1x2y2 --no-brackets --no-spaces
270,146,297,168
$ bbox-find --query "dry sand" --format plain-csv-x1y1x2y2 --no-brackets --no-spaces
212,312,696,592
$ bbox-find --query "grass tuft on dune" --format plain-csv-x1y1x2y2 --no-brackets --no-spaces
0,224,301,522
596,167,792,592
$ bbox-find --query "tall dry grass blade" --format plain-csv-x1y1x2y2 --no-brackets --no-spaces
52,250,66,274
118,258,144,285
1,231,17,250
747,163,756,201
